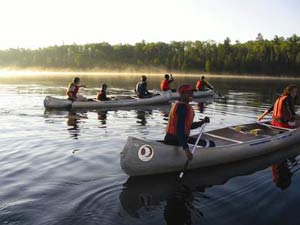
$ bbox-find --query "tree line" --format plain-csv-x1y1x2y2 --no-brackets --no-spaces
0,33,300,75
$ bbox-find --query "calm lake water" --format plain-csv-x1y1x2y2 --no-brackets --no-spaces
0,72,300,225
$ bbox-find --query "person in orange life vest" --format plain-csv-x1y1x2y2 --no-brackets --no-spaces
160,74,176,92
96,83,111,101
195,76,214,91
135,75,152,98
164,84,206,161
66,77,87,101
257,84,300,128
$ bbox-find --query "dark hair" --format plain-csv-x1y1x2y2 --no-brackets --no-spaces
201,76,205,80
164,74,170,79
73,77,80,83
142,75,147,81
102,83,107,89
282,84,297,96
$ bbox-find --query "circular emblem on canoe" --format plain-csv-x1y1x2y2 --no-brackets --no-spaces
138,145,154,161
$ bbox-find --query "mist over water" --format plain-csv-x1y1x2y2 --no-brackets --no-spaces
0,73,300,225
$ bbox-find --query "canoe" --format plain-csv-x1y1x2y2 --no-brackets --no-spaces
120,122,300,176
44,91,173,110
170,89,216,99
120,145,300,217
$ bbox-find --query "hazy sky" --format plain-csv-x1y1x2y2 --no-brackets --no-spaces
0,0,299,49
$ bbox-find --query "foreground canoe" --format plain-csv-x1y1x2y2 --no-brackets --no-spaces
120,145,300,217
44,92,173,110
120,122,300,176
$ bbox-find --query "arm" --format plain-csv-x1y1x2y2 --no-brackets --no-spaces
204,81,214,89
168,74,174,84
257,105,273,121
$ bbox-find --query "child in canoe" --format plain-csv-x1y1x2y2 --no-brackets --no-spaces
66,77,87,101
96,83,111,101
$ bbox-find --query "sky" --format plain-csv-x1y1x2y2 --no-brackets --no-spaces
0,0,299,49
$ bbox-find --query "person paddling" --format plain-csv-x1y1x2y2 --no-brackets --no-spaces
66,77,87,101
96,83,111,101
135,75,152,98
164,84,207,161
257,84,300,128
195,76,214,91
160,74,176,92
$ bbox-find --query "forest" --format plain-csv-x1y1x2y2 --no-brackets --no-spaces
0,33,299,75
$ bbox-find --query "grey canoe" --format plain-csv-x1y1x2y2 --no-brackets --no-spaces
156,89,216,99
170,89,216,99
120,122,300,176
44,91,173,110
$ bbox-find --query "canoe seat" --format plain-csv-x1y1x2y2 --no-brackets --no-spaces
249,128,264,136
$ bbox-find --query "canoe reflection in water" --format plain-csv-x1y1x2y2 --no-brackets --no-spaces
119,145,300,223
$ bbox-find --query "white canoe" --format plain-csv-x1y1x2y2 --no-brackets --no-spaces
170,89,216,99
120,122,300,176
44,91,173,110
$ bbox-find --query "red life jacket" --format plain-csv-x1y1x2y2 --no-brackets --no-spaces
272,95,291,122
161,79,169,91
96,91,103,101
96,90,107,101
196,80,204,91
166,102,194,136
66,83,79,98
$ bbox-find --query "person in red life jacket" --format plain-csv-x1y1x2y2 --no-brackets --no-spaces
96,83,111,101
195,76,214,91
160,74,176,92
66,77,87,101
257,84,300,128
164,84,208,161
135,75,152,98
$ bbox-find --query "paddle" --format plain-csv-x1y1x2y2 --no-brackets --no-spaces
178,116,210,180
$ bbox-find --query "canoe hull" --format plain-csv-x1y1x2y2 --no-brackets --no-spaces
44,92,172,110
120,123,300,176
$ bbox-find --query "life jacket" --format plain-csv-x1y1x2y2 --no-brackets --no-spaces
96,90,105,101
196,80,204,91
161,79,169,91
272,95,291,123
66,83,79,98
166,102,194,136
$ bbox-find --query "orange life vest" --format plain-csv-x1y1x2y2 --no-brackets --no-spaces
166,102,194,136
196,80,204,91
272,95,291,122
160,79,169,91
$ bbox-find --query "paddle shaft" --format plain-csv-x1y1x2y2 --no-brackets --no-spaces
179,123,207,179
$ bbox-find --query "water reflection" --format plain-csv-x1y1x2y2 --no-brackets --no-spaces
119,145,300,221
164,184,200,225
136,110,152,126
66,111,87,139
97,111,108,125
271,157,300,190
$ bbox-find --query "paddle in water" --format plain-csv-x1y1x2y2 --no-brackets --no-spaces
178,116,210,180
